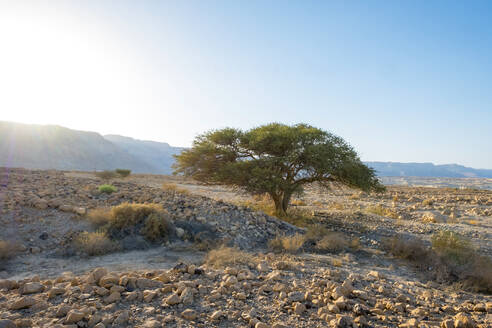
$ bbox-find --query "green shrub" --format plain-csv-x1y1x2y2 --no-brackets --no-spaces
115,169,131,178
74,231,119,256
98,184,117,194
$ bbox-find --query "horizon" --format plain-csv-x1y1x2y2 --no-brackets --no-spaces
2,119,492,171
1,1,491,168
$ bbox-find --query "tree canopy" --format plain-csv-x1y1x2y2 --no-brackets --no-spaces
173,123,384,216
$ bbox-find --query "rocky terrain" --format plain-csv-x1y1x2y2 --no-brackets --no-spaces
0,168,491,327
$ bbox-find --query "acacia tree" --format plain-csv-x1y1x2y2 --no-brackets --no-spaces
173,123,384,216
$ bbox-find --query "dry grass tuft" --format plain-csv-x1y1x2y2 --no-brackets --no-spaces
315,232,348,253
205,246,256,268
141,213,172,242
87,208,112,227
383,233,492,293
0,240,18,262
109,203,163,230
162,183,190,195
431,230,474,265
74,231,120,256
269,234,305,253
422,198,434,206
365,204,398,219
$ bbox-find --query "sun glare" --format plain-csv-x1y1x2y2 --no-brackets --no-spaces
0,3,150,132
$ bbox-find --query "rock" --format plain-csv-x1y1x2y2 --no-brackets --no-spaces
210,310,224,321
181,309,197,320
88,268,108,285
164,293,180,305
59,204,73,212
288,291,304,303
0,280,17,290
257,261,270,272
255,323,269,328
136,278,163,289
330,315,355,328
113,310,130,326
104,291,121,304
143,290,157,302
8,296,36,310
48,286,66,298
176,227,185,238
73,207,87,215
294,302,306,315
399,318,418,328
20,282,44,294
0,320,16,328
39,232,49,240
453,313,476,328
56,304,72,317
66,310,85,324
180,287,194,305
441,319,454,328
99,275,119,288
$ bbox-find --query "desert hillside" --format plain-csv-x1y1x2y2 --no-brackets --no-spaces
0,168,491,327
0,122,180,174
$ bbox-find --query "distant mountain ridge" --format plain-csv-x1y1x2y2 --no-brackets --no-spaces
0,121,180,174
366,162,492,178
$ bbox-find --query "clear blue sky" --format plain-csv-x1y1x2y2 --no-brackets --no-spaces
1,1,491,168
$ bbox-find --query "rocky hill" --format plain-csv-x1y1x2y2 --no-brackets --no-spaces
366,162,492,178
0,122,179,174
104,135,183,174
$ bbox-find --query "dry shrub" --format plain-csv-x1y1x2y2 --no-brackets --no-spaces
365,204,398,219
305,224,330,242
74,231,119,256
94,170,117,181
141,213,171,242
269,234,305,253
205,246,256,268
329,202,345,211
0,240,17,261
87,208,112,227
109,203,163,230
162,183,190,195
422,198,434,206
291,199,307,206
115,169,131,177
431,231,474,265
383,233,492,293
315,232,348,253
349,236,361,250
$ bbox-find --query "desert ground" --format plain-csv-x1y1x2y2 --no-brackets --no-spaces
0,168,491,327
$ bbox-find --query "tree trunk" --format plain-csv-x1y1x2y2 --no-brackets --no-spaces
270,193,287,217
281,191,292,213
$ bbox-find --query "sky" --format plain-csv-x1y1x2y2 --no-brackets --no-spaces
0,0,491,168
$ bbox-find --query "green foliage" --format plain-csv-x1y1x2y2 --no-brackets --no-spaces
115,169,131,177
98,184,117,194
174,123,384,215
94,170,117,181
